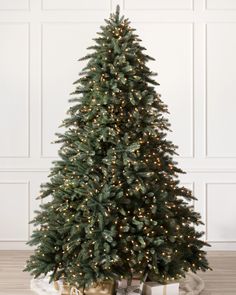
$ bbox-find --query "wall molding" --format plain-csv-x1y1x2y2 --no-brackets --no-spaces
0,0,236,250
41,0,112,11
131,21,195,159
40,22,102,159
204,22,236,158
0,22,30,158
123,0,194,11
205,182,236,243
0,0,30,11
0,181,30,242
205,0,236,11
2,168,236,173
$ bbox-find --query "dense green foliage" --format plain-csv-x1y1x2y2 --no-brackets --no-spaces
25,6,210,289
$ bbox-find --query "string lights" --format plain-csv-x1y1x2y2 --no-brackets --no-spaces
25,5,211,291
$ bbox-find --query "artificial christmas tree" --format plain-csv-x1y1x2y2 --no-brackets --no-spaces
25,6,210,294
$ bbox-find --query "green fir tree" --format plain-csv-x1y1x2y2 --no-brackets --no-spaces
25,6,210,289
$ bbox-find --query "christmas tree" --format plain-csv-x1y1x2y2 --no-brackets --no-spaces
25,6,210,290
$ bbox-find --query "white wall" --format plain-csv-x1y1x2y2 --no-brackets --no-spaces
0,0,236,250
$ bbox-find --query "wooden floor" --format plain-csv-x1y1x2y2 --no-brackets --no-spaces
0,251,235,295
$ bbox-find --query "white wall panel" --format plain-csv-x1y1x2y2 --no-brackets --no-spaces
0,182,29,241
41,23,99,157
134,23,193,158
206,183,236,242
206,0,236,10
206,24,236,157
124,0,193,10
0,24,29,157
42,0,111,10
0,171,48,249
0,0,236,250
0,0,29,10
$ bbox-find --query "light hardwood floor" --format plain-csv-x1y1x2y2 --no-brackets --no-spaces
0,251,235,295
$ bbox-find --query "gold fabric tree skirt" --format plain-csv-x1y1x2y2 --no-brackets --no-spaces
31,272,204,295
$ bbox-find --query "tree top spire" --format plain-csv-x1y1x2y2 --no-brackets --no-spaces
115,4,120,16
